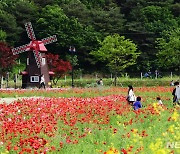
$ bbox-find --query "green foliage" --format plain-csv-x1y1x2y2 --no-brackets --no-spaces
0,29,7,41
0,0,179,73
11,60,26,74
89,5,125,36
36,5,86,48
66,55,79,67
33,0,54,7
12,0,39,25
140,6,178,33
171,3,180,17
156,28,180,70
0,10,19,44
91,34,139,73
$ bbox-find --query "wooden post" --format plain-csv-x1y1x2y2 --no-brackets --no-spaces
170,72,173,79
6,72,9,88
155,72,157,79
1,76,3,88
65,75,66,82
111,73,113,80
141,72,143,80
96,74,98,80
80,73,82,80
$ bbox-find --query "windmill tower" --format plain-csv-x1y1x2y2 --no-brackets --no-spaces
12,22,57,88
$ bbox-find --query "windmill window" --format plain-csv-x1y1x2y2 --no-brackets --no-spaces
30,76,39,82
27,58,29,65
42,58,46,65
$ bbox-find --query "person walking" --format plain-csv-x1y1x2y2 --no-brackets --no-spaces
172,81,180,105
175,81,180,105
39,74,45,89
127,85,136,105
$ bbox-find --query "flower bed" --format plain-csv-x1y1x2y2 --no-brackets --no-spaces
0,87,179,153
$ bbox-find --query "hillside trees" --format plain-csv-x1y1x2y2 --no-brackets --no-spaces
0,0,179,74
35,5,86,50
119,0,179,72
0,0,39,45
60,0,125,71
137,5,178,71
0,10,19,45
156,28,180,71
61,0,125,37
35,4,100,71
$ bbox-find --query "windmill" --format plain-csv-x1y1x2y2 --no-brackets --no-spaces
12,22,57,88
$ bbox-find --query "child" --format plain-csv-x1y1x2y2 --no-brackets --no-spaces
156,97,163,105
133,96,142,110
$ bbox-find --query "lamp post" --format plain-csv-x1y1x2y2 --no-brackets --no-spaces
69,46,76,88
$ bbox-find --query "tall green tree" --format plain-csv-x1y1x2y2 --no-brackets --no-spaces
36,4,100,71
156,28,180,71
140,6,178,34
36,5,86,50
91,34,139,85
33,0,54,7
12,1,39,26
123,1,178,71
89,6,125,36
0,10,19,44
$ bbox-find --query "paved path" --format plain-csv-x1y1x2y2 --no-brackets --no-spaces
0,97,43,104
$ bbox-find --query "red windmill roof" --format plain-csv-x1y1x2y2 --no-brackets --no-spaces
20,71,28,75
26,41,47,52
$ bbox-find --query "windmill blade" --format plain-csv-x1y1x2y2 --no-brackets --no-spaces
25,22,36,41
12,43,29,55
41,35,57,45
33,50,42,68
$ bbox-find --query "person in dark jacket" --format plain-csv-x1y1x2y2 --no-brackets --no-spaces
172,81,179,105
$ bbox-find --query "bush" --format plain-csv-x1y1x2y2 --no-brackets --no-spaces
55,78,172,87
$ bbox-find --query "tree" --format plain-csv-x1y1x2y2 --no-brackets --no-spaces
140,6,178,34
46,53,72,85
123,2,178,71
11,60,25,75
0,10,19,45
0,42,18,87
89,2,125,36
12,0,39,26
91,34,139,85
33,0,54,7
156,28,180,71
36,5,86,49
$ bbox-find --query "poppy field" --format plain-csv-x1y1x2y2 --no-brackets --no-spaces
0,87,179,154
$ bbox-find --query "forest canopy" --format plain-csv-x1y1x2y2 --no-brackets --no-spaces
0,0,179,74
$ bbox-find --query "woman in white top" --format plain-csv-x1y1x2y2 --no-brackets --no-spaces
39,74,45,89
127,85,136,105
